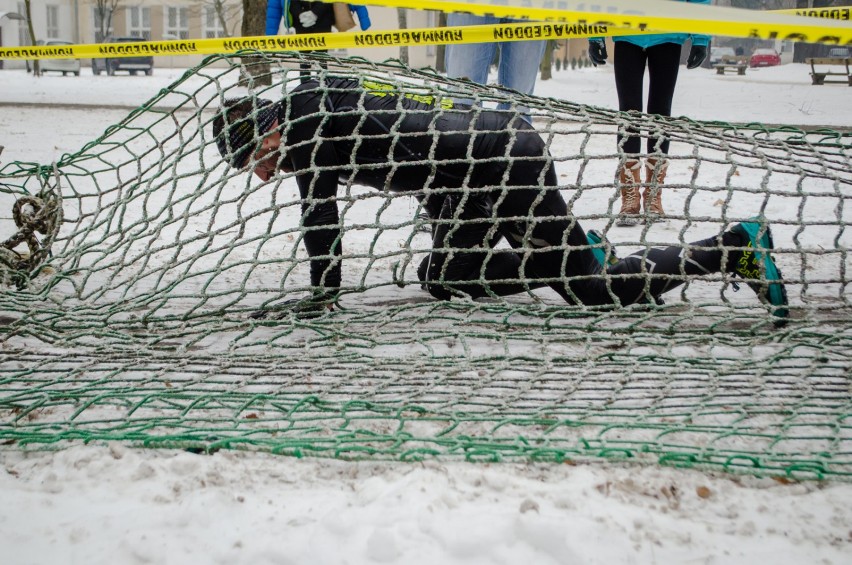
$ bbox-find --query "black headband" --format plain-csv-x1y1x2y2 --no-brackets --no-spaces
215,98,279,169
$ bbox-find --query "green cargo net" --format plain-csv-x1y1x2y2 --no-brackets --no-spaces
0,52,849,480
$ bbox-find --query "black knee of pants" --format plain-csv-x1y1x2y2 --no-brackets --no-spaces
417,248,549,300
417,193,549,300
417,193,494,300
417,253,453,300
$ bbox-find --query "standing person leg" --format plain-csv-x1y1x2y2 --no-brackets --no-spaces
445,14,499,106
495,34,547,119
613,42,648,226
643,42,683,219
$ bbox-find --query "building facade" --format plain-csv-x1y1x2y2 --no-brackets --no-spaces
0,1,438,70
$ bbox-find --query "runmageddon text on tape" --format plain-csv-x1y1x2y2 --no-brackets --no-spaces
2,5,850,61
321,0,852,45
776,7,850,20
0,22,642,60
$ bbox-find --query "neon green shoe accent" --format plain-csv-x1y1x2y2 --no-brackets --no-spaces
730,222,789,324
586,229,618,268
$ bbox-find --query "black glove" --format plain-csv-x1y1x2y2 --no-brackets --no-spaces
687,44,708,69
588,39,608,66
250,291,338,320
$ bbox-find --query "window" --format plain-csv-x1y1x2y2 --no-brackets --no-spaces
127,5,151,40
46,5,59,39
92,6,114,41
204,6,226,39
165,6,189,40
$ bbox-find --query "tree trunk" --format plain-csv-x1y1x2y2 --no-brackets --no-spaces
240,0,271,87
397,9,409,65
215,1,231,38
93,0,120,42
23,0,38,76
435,11,447,72
539,40,554,81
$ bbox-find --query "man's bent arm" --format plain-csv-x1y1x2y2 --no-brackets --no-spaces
293,141,343,292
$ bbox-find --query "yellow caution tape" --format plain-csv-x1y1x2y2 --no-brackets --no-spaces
327,0,852,44
0,22,641,60
775,7,850,20
2,4,849,61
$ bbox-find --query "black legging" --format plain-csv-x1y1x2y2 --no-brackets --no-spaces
299,49,329,83
614,41,683,155
417,133,741,306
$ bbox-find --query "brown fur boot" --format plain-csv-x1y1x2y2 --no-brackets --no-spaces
643,157,668,221
617,159,642,226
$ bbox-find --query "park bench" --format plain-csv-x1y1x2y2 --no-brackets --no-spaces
806,57,852,85
713,55,748,75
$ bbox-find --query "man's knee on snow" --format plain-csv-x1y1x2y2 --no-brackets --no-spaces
417,255,454,300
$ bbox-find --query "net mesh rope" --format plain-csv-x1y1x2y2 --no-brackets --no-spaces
0,52,849,479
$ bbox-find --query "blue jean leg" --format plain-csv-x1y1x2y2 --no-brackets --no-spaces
445,14,545,115
496,35,547,96
445,14,500,85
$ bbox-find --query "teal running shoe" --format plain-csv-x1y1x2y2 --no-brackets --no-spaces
730,221,789,324
586,229,619,268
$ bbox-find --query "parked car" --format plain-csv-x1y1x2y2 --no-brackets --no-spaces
27,39,81,76
827,47,850,58
750,49,781,68
708,47,736,66
92,36,153,76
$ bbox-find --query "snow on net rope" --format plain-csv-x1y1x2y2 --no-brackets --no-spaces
0,52,849,479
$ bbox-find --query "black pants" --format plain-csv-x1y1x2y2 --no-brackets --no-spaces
614,41,682,155
299,50,329,83
416,135,740,306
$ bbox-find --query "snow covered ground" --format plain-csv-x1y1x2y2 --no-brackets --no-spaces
1,61,851,564
1,60,849,129
3,446,851,565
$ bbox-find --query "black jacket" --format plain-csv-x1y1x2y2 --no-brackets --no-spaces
290,0,334,34
275,77,546,289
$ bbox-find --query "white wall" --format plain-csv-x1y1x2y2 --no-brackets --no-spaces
0,0,22,50
1,0,78,69
7,0,77,43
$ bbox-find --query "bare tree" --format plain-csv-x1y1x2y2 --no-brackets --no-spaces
434,11,447,72
22,0,38,76
204,0,241,38
240,2,265,41
240,0,271,86
93,0,122,42
397,9,408,65
539,40,556,81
